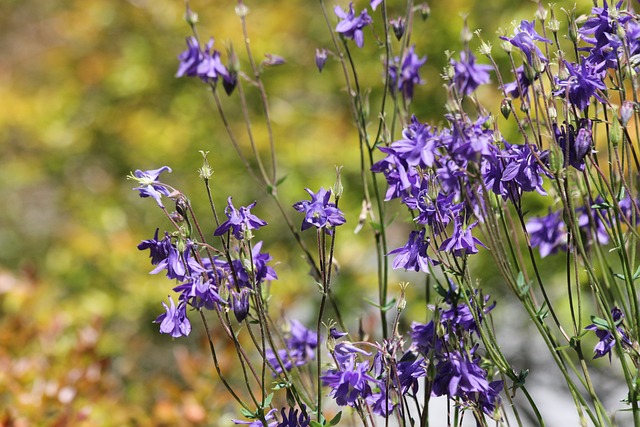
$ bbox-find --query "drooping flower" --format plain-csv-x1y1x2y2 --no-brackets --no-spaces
388,228,438,272
585,307,632,360
451,51,492,96
214,197,267,240
292,188,346,232
553,119,593,170
526,210,567,257
389,45,427,101
432,351,493,400
439,218,486,257
579,0,631,69
277,406,311,427
334,3,373,48
130,166,172,208
197,38,230,83
486,142,551,200
154,296,191,338
315,48,328,72
322,356,376,407
176,37,202,78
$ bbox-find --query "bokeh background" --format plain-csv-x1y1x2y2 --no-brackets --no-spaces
0,0,598,425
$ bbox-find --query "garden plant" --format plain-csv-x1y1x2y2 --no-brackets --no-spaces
130,0,640,425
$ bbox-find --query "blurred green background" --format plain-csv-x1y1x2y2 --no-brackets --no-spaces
0,0,592,425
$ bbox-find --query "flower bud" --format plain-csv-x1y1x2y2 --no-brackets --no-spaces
500,98,511,119
333,166,344,199
235,3,249,18
417,3,430,21
621,101,634,126
610,110,622,148
548,99,557,121
233,289,250,323
390,17,405,41
315,48,328,72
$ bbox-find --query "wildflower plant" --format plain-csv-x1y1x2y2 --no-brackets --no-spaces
130,0,640,426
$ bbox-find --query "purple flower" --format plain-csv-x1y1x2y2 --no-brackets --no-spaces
138,229,170,266
390,17,405,40
334,3,372,48
502,65,536,99
176,37,202,78
227,241,278,289
585,307,632,360
389,45,427,101
277,406,310,427
554,60,607,111
487,142,551,200
293,188,346,232
553,119,593,170
387,115,439,168
370,0,382,11
197,38,229,83
315,48,328,72
173,273,226,311
266,320,317,373
131,166,172,208
232,288,250,322
526,210,567,257
500,20,552,67
577,201,610,246
154,296,191,338
388,228,438,272
405,191,463,235
432,351,491,399
214,197,267,240
439,218,486,257
411,320,441,355
451,51,492,96
445,114,495,163
579,0,631,69
322,357,376,407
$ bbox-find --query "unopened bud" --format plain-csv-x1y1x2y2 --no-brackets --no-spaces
417,3,430,21
548,99,557,121
333,166,344,199
611,112,622,147
500,98,512,119
390,17,405,41
621,101,634,126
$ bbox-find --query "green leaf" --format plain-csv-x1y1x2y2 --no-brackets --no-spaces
328,411,342,426
363,297,396,312
276,174,288,187
589,315,610,330
262,392,274,408
240,407,255,418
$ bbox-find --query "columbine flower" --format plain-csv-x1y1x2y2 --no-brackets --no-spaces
451,51,492,96
277,406,310,427
432,351,495,403
502,65,536,99
585,307,632,361
526,210,567,257
197,38,229,83
500,20,552,67
315,48,328,72
176,37,202,78
292,188,346,232
553,119,593,170
322,356,376,407
579,0,631,69
214,197,267,240
334,3,373,48
389,45,427,101
439,218,486,257
554,60,607,111
490,142,551,200
390,17,406,40
130,166,172,208
388,228,438,272
267,320,317,373
154,296,191,338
